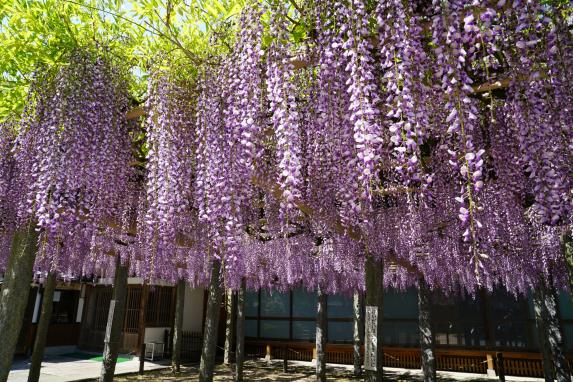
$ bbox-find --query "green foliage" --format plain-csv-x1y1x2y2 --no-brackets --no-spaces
0,0,252,121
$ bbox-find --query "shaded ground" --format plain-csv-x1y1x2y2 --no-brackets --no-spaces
99,359,541,382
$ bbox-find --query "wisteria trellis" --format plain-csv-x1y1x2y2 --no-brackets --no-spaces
0,0,572,297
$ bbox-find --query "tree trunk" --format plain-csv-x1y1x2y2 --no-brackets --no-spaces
541,279,571,382
99,259,128,382
224,289,236,365
364,254,384,382
27,272,56,382
418,278,436,382
533,286,555,382
172,279,185,372
0,222,39,382
316,285,327,382
353,292,363,376
235,278,246,382
199,260,223,382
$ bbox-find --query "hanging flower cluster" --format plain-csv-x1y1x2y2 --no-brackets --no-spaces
267,2,303,220
8,50,132,277
142,74,196,280
341,0,381,201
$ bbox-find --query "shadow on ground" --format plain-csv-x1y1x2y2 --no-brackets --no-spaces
98,359,497,382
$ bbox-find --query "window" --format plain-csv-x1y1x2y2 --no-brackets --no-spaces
260,290,289,317
384,288,418,319
93,288,112,330
327,294,352,318
260,320,290,339
124,287,142,333
245,319,258,337
245,291,259,316
384,322,419,346
146,286,174,326
292,320,315,340
328,321,353,342
50,290,79,324
431,291,486,347
490,288,535,349
292,288,316,317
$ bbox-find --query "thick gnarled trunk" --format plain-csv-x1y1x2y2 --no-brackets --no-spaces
364,255,383,382
541,279,571,382
533,286,555,382
316,285,327,382
199,260,223,382
0,223,39,382
418,278,436,382
172,279,185,372
99,259,128,382
27,272,57,382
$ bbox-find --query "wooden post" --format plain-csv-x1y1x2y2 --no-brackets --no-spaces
266,344,272,362
418,278,436,382
533,287,555,382
282,346,288,373
139,343,146,374
486,354,495,374
495,352,505,382
172,279,185,372
316,285,327,382
199,260,223,382
353,292,363,376
224,289,237,364
364,254,384,382
99,258,129,382
235,279,246,382
27,272,57,382
0,223,39,382
137,283,149,352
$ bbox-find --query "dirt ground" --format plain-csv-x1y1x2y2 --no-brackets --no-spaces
94,359,510,382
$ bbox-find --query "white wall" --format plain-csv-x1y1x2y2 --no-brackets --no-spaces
144,327,170,343
182,286,205,333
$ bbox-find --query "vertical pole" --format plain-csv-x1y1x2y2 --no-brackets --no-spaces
199,260,223,382
172,279,185,372
418,278,436,382
99,257,129,382
139,343,146,375
224,289,236,364
235,278,246,382
27,272,57,382
137,283,149,352
353,291,363,376
364,254,384,382
495,352,505,382
533,287,555,382
316,285,327,382
282,346,288,372
0,223,39,382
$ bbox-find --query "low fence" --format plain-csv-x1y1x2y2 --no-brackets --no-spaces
181,331,202,361
246,340,573,378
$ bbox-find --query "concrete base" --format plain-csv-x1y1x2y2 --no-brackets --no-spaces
487,369,497,377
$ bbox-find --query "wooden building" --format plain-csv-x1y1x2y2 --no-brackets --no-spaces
12,278,205,357
243,286,573,378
